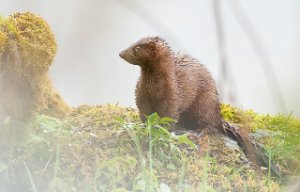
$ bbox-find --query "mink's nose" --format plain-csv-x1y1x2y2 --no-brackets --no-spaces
119,49,136,65
119,51,125,59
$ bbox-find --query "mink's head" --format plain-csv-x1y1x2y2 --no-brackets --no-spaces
119,36,172,66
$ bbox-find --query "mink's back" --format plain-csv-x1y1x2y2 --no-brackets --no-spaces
174,53,219,113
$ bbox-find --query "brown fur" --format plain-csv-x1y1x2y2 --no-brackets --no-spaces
119,37,277,172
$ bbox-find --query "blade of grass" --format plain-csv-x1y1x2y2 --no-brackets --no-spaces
23,161,38,192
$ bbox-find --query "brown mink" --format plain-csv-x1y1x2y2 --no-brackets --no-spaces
120,36,222,129
119,36,279,175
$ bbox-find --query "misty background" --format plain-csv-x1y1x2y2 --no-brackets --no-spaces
1,0,299,116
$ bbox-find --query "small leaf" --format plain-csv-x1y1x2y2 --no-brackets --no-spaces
176,134,196,148
147,113,160,127
114,116,126,124
156,125,171,136
125,157,138,169
37,115,61,133
159,117,177,125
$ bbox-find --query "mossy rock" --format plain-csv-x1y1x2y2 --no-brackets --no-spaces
0,12,70,137
1,12,56,77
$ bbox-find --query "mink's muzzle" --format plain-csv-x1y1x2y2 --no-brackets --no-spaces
119,49,138,65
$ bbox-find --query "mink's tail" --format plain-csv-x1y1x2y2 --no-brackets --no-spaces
220,119,282,178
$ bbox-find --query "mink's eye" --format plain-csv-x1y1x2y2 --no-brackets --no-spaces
133,46,141,54
148,42,155,51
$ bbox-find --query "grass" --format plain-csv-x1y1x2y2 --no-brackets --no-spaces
0,104,299,191
23,161,38,192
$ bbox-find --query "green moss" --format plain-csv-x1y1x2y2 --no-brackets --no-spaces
220,103,243,123
0,12,70,126
0,31,7,54
5,12,56,76
4,105,299,191
221,103,272,131
69,104,139,128
221,103,300,175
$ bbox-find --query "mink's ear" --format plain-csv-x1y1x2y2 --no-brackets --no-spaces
148,42,156,51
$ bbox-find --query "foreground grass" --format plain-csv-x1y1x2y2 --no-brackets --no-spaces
0,104,299,191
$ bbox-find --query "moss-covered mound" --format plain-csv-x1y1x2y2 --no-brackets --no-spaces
0,12,71,127
1,104,299,191
1,12,57,77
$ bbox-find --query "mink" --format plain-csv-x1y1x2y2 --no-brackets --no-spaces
119,36,224,129
119,36,280,176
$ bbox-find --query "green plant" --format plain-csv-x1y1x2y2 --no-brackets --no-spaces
116,112,195,191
